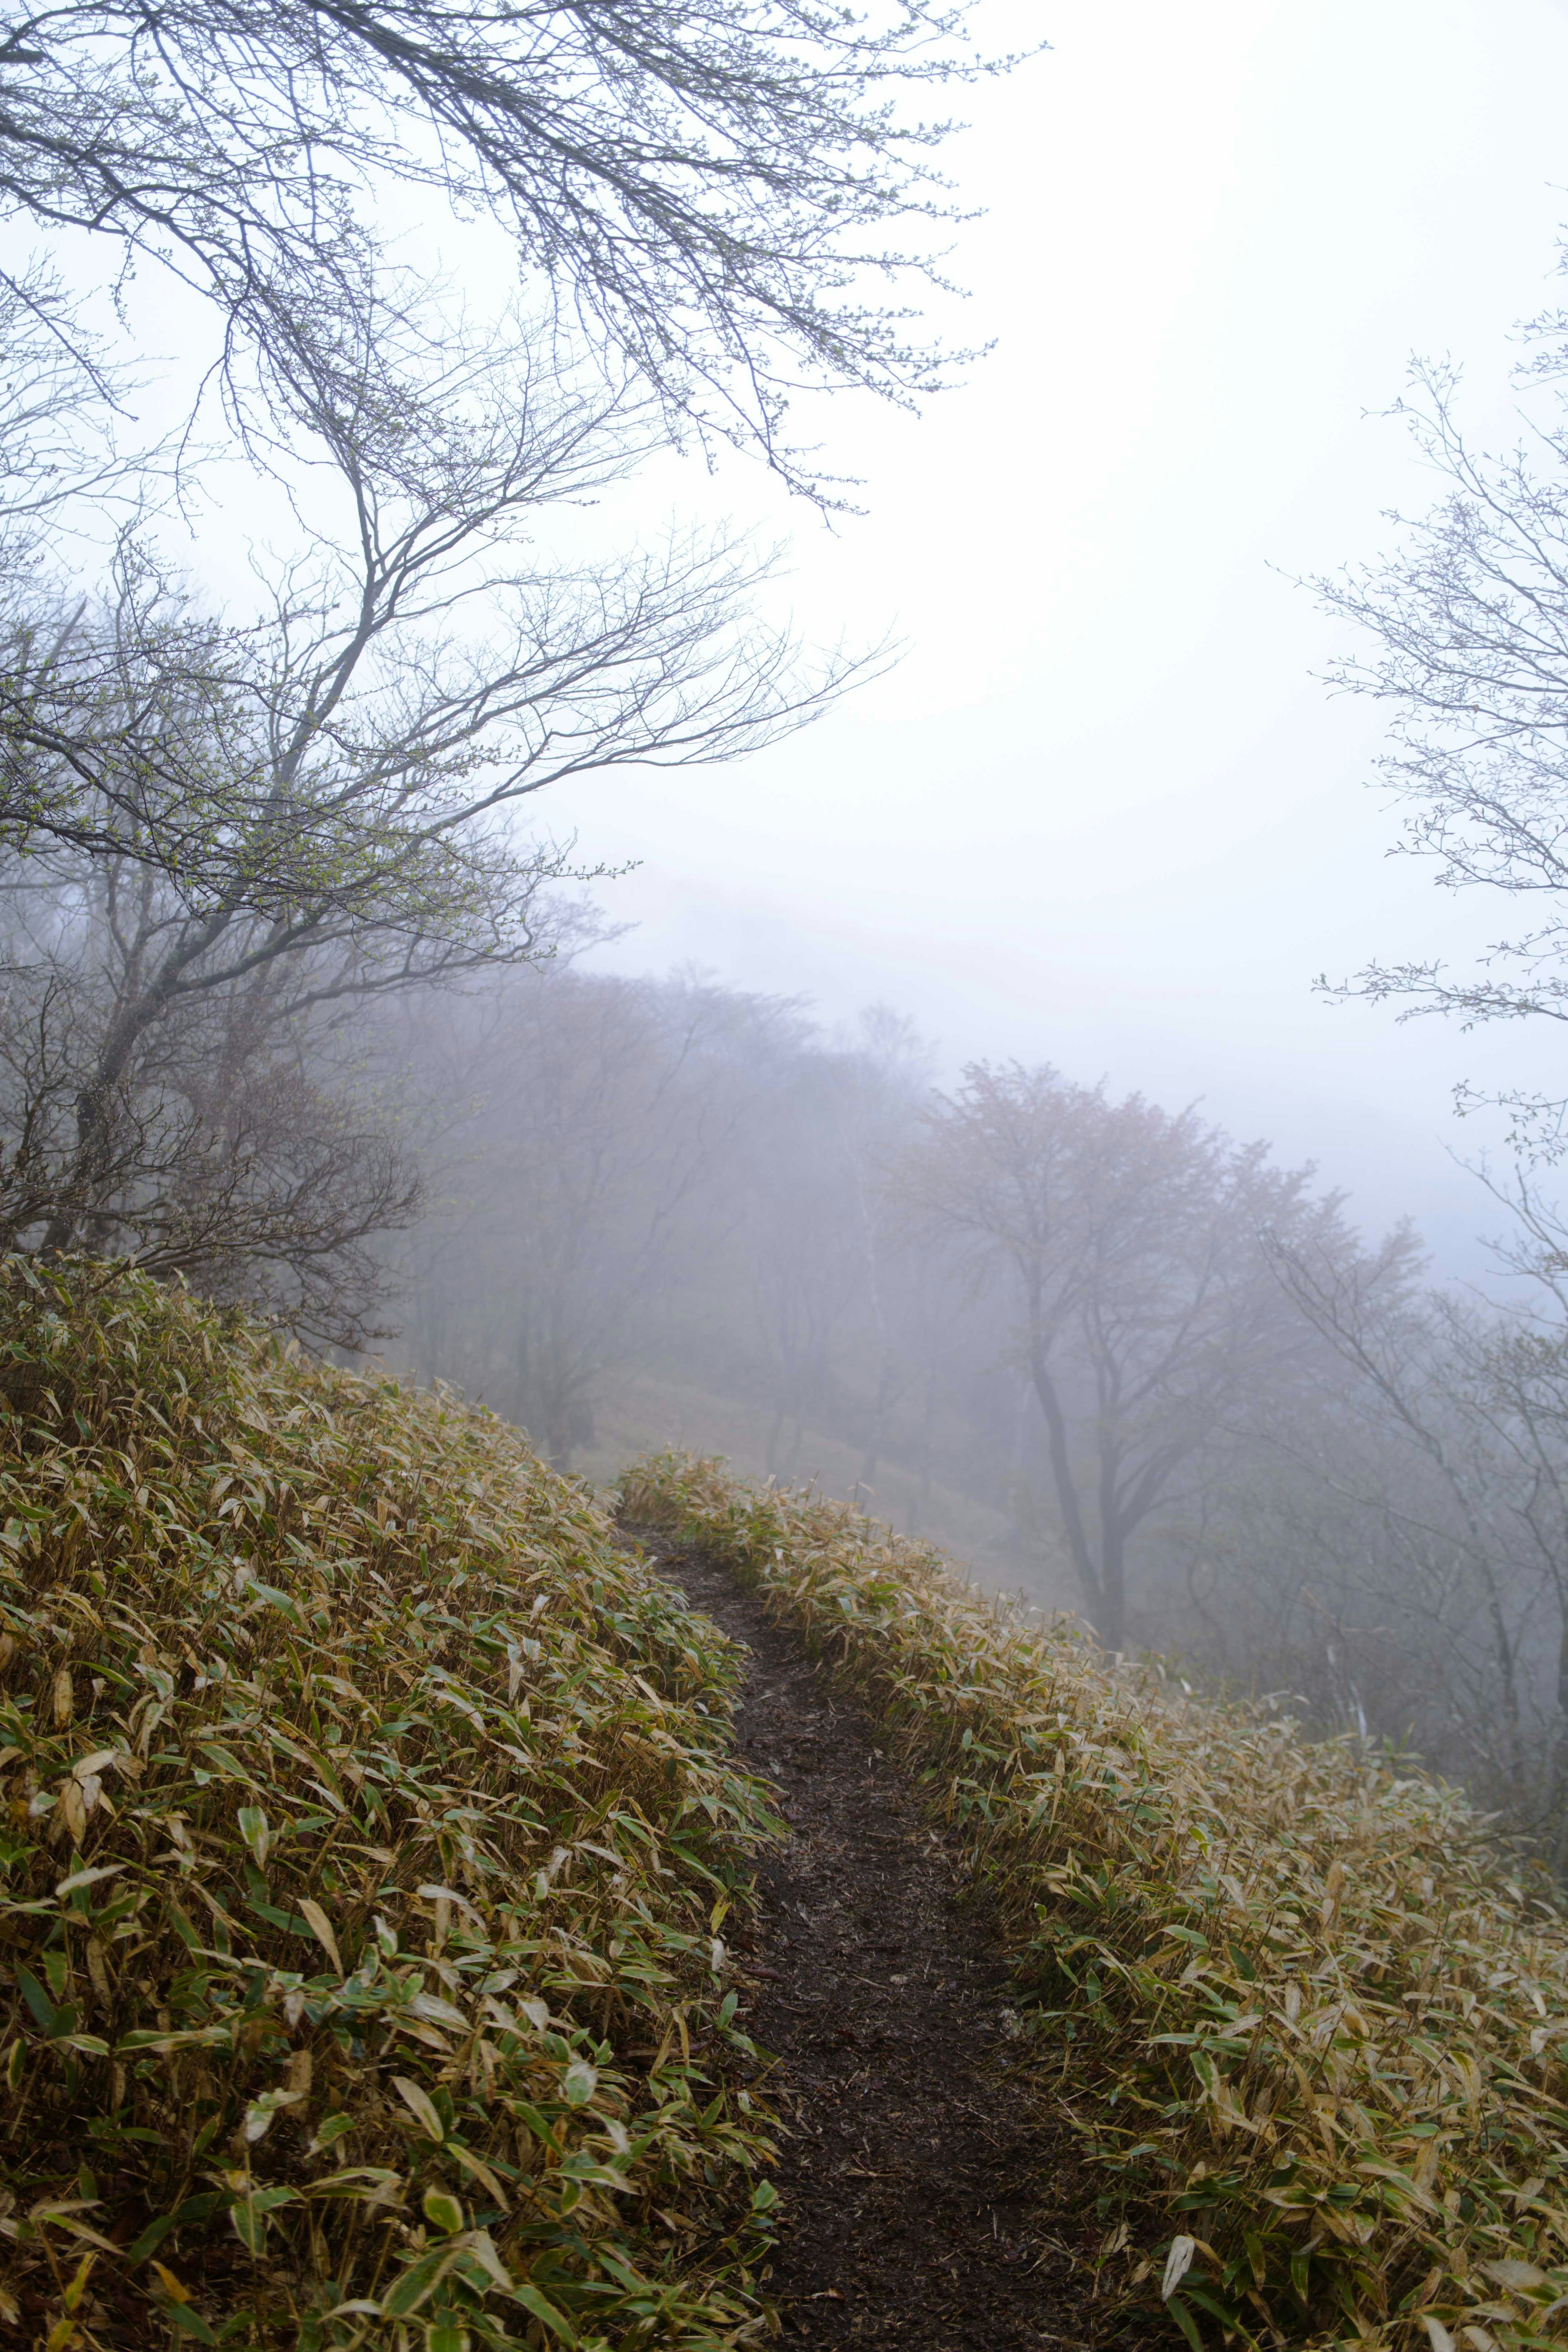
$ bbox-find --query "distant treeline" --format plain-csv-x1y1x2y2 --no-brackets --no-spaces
363,952,1568,1863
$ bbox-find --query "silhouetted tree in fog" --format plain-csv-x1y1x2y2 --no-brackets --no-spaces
1262,1194,1568,1858
897,1063,1342,1648
386,969,763,1459
0,0,1016,1324
0,298,848,1332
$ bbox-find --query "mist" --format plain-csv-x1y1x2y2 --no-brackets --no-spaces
11,0,1568,1867
563,0,1568,1277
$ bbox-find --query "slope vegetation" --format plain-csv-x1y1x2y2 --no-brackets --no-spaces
0,1268,778,2349
624,1452,1568,2352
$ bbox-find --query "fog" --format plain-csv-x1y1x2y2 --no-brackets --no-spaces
351,949,1568,1861
16,0,1568,1856
560,0,1568,1274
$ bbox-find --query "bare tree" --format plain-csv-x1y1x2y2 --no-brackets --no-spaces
0,847,434,1338
383,967,754,1460
1314,298,1568,1152
0,264,126,539
897,1062,1339,1648
0,301,852,1324
4,290,854,873
1265,1223,1538,1787
0,0,1019,491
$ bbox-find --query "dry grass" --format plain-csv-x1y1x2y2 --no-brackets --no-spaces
0,1269,781,2350
621,1451,1568,2351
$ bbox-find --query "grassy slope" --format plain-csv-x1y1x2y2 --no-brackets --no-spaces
624,1451,1568,2352
574,1365,1053,1602
0,1270,780,2351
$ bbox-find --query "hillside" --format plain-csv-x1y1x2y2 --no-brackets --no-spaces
0,1266,781,2348
573,1364,1059,1606
625,1453,1568,2352
6,1268,1568,2351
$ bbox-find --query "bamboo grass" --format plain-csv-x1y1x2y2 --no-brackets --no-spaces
621,1450,1568,2352
0,1269,780,2350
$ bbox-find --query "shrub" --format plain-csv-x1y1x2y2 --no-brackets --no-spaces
0,1268,780,2348
623,1450,1568,2352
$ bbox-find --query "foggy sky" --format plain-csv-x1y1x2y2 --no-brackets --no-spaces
553,0,1568,1281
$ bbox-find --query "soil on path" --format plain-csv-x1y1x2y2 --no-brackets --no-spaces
637,1537,1122,2351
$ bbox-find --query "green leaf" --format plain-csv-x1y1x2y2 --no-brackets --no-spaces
229,2198,267,2255
561,2059,597,2107
166,1907,204,1954
306,2111,356,2156
250,2187,299,2215
302,2166,404,2202
15,1964,65,2036
515,2285,578,2345
1183,2283,1247,2330
422,2188,465,2236
243,2088,303,2144
394,2075,445,2143
247,1581,304,1628
236,1807,269,1867
161,2305,217,2345
457,2230,515,2296
245,1898,315,1937
126,2213,180,2266
381,2247,456,2319
1165,2295,1205,2352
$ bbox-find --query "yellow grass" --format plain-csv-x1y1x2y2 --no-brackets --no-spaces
622,1450,1568,2351
0,1268,780,2350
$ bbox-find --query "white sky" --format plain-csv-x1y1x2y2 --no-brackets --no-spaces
91,0,1568,1279
539,0,1568,1278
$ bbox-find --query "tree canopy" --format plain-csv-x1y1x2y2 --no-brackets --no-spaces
0,0,1010,488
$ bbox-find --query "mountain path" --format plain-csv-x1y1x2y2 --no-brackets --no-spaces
636,1537,1123,2351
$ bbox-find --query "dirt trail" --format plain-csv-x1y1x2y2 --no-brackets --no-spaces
641,1539,1118,2350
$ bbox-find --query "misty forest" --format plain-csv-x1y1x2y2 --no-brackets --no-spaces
10,4,1568,2349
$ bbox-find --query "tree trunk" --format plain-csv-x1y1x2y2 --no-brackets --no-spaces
1028,1343,1107,1636
1099,1520,1128,1654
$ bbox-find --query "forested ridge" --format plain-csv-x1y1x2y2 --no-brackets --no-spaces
5,0,1568,1861
10,1,1568,2345
370,955,1568,1865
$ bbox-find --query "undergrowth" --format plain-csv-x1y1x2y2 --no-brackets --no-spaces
621,1450,1568,2352
0,1267,780,2350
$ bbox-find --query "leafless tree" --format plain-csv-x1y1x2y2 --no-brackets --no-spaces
0,297,854,1327
382,966,756,1460
0,264,126,536
0,0,978,1332
0,0,1019,492
1264,1223,1539,1780
1217,1196,1568,1858
4,287,856,870
896,1062,1342,1648
1314,296,1568,1153
0,849,431,1339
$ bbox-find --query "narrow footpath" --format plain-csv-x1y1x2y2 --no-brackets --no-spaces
640,1538,1120,2351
